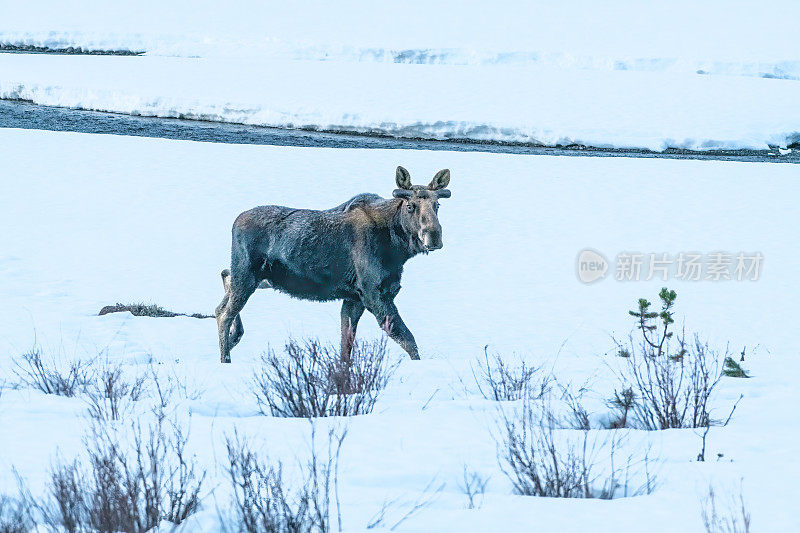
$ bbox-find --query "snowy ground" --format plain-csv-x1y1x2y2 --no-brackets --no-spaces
1,1,799,150
1,128,798,531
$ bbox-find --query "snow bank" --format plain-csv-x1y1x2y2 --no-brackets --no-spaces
2,1,799,79
2,53,799,151
1,129,799,531
2,1,798,151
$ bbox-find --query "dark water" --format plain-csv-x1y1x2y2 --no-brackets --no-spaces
1,99,797,163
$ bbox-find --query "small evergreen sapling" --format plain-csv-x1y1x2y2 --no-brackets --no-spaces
723,357,750,378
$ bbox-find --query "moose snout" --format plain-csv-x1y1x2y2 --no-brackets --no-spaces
421,230,443,250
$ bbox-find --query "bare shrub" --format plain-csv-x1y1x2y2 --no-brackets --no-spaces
33,415,205,531
83,359,202,424
98,302,212,319
41,459,84,533
253,337,397,417
85,362,147,421
366,477,446,531
163,366,205,402
472,347,548,401
224,425,346,533
614,288,731,430
497,398,656,499
458,466,489,510
558,383,592,430
0,495,34,533
701,485,751,533
13,347,94,397
163,421,205,525
149,365,183,417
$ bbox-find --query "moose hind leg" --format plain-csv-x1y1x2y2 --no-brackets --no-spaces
217,268,245,349
215,268,237,320
229,314,244,349
217,269,257,363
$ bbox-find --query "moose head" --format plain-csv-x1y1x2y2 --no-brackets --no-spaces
392,166,452,252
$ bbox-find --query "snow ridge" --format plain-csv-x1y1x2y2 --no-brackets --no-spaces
3,31,799,80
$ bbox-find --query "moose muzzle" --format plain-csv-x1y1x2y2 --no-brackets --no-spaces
420,226,443,251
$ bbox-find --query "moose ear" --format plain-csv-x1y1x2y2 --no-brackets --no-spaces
428,169,450,190
396,166,413,190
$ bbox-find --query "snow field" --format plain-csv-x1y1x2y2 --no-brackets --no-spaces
0,128,798,530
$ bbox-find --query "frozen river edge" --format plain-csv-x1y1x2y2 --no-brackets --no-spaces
2,99,798,164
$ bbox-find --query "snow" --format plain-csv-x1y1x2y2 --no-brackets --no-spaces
1,128,799,531
2,53,799,151
1,1,799,150
1,1,799,73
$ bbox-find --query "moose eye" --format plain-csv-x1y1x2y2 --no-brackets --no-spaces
434,202,440,211
407,203,415,212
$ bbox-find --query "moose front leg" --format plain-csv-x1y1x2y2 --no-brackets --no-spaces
340,298,365,360
384,308,420,360
365,297,420,360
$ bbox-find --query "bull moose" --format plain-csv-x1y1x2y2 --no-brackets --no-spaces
215,166,452,363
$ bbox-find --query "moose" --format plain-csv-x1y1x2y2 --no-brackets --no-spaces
215,166,452,363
